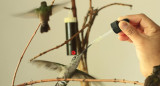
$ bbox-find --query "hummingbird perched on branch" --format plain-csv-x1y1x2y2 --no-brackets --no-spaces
16,1,70,33
31,45,102,86
144,65,160,86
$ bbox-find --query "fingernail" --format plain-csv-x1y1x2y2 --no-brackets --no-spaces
120,21,129,29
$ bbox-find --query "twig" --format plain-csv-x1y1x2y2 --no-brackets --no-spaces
89,0,92,9
64,7,71,10
51,0,55,5
88,0,93,22
71,1,89,86
98,3,132,12
71,0,82,54
16,78,144,86
81,11,90,45
30,24,89,61
12,23,41,86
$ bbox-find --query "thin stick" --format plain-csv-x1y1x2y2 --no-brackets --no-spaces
16,78,144,86
98,3,132,12
51,0,55,5
89,0,92,9
30,24,89,61
12,23,41,86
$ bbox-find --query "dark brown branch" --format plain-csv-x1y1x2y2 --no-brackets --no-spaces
81,11,90,51
30,24,89,61
16,78,144,86
98,3,132,12
84,9,98,48
71,0,77,17
12,23,41,86
71,0,82,54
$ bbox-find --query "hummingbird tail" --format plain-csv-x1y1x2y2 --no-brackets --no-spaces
40,23,50,33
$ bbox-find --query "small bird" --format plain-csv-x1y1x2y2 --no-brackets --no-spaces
31,45,102,86
16,1,69,33
144,65,160,86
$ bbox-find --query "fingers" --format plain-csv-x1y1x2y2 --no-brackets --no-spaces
118,32,133,43
118,14,158,29
118,32,129,40
118,21,143,42
117,13,160,43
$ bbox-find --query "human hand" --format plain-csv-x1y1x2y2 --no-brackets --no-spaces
118,14,160,77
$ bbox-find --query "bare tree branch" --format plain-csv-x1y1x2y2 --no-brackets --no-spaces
16,78,144,86
12,23,41,86
98,3,132,12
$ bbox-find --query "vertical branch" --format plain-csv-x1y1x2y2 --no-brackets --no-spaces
80,0,95,73
90,0,92,8
71,0,82,53
71,0,89,86
81,11,89,47
12,23,41,86
71,0,77,17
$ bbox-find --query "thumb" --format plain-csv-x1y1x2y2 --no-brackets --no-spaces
119,21,142,42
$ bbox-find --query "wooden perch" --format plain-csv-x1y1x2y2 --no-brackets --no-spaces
16,78,144,86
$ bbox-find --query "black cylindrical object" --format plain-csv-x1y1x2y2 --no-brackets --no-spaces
64,16,77,55
111,19,130,34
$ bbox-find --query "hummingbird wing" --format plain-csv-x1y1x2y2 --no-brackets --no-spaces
51,1,70,15
31,60,66,72
13,8,39,18
73,69,96,79
72,69,104,86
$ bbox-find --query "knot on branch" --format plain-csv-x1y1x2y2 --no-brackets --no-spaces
134,81,139,85
114,78,117,83
93,9,98,15
123,79,126,84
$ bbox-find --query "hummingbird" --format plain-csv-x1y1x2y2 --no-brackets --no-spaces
16,1,70,33
144,65,160,86
31,45,102,86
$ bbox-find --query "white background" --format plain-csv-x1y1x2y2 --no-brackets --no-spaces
1,0,160,86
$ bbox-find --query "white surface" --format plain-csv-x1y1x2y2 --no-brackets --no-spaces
1,0,160,86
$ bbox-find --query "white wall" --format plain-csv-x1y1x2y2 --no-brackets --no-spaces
1,0,159,86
